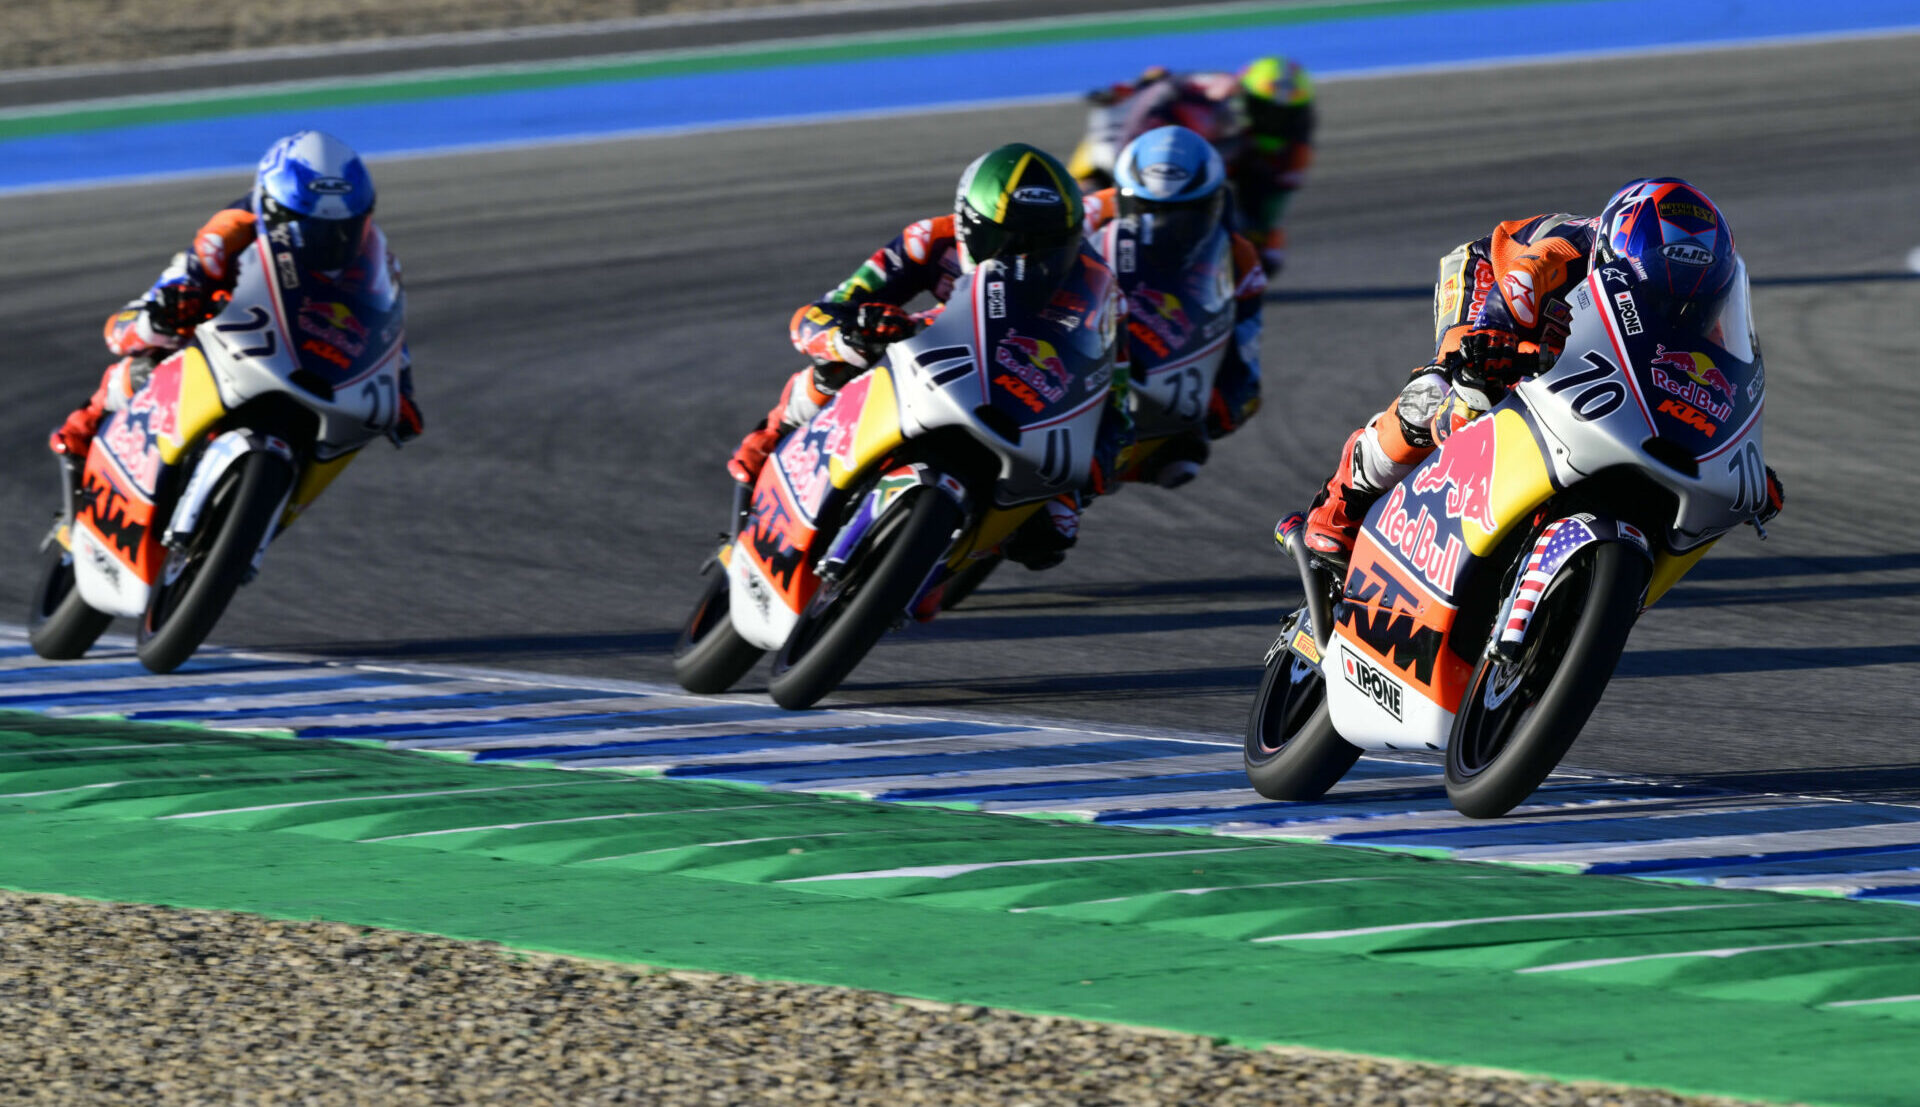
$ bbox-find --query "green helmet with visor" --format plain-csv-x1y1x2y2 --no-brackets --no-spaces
953,143,1084,303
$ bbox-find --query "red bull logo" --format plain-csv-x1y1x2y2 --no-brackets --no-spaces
297,298,368,356
995,329,1070,402
1410,413,1500,533
1651,344,1734,398
100,356,186,495
1128,287,1192,354
1376,484,1465,595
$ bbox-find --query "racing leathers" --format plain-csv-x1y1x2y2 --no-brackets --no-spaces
727,213,1135,570
1301,212,1783,561
1083,187,1267,484
1081,67,1315,274
50,198,423,461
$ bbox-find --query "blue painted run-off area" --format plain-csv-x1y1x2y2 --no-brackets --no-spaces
3,0,1915,191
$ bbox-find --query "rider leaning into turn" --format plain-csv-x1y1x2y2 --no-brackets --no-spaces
1298,177,1784,564
727,142,1135,572
1082,125,1268,487
1083,56,1316,275
49,130,423,462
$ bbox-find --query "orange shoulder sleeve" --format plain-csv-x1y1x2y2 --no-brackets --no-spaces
192,209,258,283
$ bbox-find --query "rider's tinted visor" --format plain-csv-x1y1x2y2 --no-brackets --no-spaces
1120,190,1224,267
262,194,372,274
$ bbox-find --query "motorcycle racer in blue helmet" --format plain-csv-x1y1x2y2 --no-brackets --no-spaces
1297,177,1779,564
1083,126,1268,485
50,131,421,460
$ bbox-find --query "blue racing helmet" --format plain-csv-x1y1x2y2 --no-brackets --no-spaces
1113,125,1227,265
254,131,376,272
1593,178,1736,324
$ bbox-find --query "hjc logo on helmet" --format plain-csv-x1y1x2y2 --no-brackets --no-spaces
1661,242,1715,266
1141,164,1192,184
1011,187,1060,205
308,177,356,195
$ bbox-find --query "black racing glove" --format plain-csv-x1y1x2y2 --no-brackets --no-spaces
146,282,207,337
1451,329,1529,392
841,302,916,365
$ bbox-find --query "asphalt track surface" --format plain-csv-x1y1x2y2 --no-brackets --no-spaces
4,33,1918,806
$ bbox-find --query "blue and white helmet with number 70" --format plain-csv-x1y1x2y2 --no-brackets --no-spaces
254,131,376,272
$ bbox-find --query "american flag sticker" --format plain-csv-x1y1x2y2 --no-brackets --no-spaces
1499,519,1596,647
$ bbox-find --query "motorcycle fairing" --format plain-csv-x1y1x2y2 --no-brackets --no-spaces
72,348,234,616
1110,222,1235,439
731,366,912,650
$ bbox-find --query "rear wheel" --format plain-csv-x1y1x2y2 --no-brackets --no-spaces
27,537,113,660
672,555,765,694
136,451,294,675
768,489,961,711
1244,615,1362,800
1444,541,1648,818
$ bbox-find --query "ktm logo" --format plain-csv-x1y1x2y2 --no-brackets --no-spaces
1658,398,1716,438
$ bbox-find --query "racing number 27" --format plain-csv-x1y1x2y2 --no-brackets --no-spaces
362,377,397,431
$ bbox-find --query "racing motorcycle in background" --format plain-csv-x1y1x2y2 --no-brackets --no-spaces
1247,258,1772,818
1098,208,1238,488
673,257,1122,711
28,229,409,674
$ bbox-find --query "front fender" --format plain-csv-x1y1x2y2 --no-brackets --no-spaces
818,463,968,581
1491,514,1652,658
163,429,296,548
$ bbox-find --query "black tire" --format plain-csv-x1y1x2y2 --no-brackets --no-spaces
27,539,113,660
1244,618,1362,800
136,451,294,675
672,556,765,694
1444,541,1649,819
939,553,1002,611
768,489,961,711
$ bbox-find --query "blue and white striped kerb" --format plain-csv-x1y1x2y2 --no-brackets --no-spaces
3,629,1916,906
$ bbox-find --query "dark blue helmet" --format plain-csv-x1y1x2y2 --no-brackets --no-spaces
254,131,376,272
1593,178,1736,323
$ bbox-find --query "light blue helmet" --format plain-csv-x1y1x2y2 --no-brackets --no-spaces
253,131,376,271
1112,125,1227,265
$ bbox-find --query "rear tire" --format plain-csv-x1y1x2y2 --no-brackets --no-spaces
1444,542,1648,819
768,489,961,711
136,452,294,675
1244,617,1362,800
672,556,765,694
27,539,113,660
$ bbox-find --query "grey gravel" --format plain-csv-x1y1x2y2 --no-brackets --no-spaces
0,0,812,70
0,892,1780,1106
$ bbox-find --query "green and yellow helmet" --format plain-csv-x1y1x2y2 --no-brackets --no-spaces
953,143,1084,289
1240,56,1316,151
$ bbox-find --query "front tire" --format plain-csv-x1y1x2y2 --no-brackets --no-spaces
767,488,961,711
136,451,294,675
672,555,765,694
1244,617,1362,800
27,539,113,660
1444,542,1648,819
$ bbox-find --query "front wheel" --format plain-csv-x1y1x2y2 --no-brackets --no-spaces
27,538,113,660
768,488,962,711
1244,616,1362,800
1444,541,1649,819
672,555,765,694
136,451,294,675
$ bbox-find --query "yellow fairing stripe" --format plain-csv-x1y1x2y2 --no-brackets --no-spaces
1644,539,1716,609
828,368,905,490
1463,408,1557,556
282,451,357,526
948,503,1041,569
158,349,228,466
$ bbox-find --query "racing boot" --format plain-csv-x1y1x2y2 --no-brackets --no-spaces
1301,411,1428,565
725,366,835,485
1002,495,1080,571
46,363,124,459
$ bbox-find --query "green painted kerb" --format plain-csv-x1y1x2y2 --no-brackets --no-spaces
4,711,1920,1106
0,0,1562,140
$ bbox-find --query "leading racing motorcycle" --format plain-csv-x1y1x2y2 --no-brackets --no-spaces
27,228,409,674
1246,258,1772,818
674,257,1123,710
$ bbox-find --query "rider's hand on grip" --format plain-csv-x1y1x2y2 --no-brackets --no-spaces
1758,466,1784,525
1453,329,1526,389
147,282,205,337
387,395,424,447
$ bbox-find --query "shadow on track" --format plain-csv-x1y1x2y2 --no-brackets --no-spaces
841,665,1266,708
254,630,679,663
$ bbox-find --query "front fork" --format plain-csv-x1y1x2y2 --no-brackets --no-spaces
42,452,85,554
